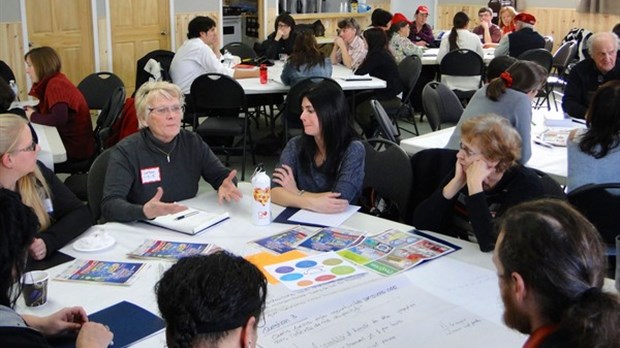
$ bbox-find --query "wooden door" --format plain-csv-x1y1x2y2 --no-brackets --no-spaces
25,0,95,85
110,0,171,95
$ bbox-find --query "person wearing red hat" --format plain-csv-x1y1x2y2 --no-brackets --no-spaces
408,5,434,47
494,12,545,57
473,7,502,45
388,12,423,63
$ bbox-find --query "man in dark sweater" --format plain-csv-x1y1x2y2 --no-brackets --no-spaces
494,12,545,57
562,31,620,119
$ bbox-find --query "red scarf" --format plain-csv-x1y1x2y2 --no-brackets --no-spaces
523,324,560,348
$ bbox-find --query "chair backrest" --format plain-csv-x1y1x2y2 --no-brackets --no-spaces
221,42,258,60
370,99,399,144
190,73,246,113
135,50,175,91
398,55,422,102
440,49,484,77
543,35,554,52
77,72,124,110
530,168,566,200
552,40,577,71
568,183,620,247
87,148,113,223
284,76,341,131
362,139,413,222
95,87,126,151
421,81,464,131
0,60,16,84
518,48,553,73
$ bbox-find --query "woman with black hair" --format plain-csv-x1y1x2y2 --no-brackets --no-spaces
0,189,113,347
156,251,267,348
567,80,620,192
272,81,364,213
262,13,297,60
436,11,484,63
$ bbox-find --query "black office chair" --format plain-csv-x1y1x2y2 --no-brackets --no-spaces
282,76,341,143
439,49,484,103
87,148,114,223
221,42,258,61
543,35,554,52
518,48,553,110
546,40,577,110
77,72,124,110
370,99,399,144
568,183,620,249
362,139,413,223
383,55,422,136
94,86,126,153
191,73,255,181
421,81,463,131
135,49,175,91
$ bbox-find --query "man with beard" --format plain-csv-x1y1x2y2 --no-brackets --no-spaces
492,199,619,348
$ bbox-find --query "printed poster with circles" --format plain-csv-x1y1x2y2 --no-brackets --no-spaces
264,252,366,291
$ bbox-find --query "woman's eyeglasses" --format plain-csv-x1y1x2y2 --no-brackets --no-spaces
148,105,185,116
459,141,480,157
13,140,38,153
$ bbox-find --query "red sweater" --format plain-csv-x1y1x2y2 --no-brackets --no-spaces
29,72,95,161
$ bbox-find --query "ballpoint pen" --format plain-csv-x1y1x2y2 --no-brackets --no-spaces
174,211,199,221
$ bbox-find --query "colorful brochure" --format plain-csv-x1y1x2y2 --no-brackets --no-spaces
298,227,365,252
252,226,316,254
337,229,456,276
128,240,216,260
55,260,146,286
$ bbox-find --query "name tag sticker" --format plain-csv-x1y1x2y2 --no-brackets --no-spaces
141,167,161,184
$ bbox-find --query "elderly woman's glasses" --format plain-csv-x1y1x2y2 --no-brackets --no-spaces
459,141,480,157
148,105,185,116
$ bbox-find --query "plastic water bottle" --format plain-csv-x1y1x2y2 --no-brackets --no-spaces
9,80,19,101
251,164,271,225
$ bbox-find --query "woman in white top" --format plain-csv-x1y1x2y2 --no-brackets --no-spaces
436,12,484,63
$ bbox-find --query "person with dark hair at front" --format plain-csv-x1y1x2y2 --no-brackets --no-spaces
494,199,620,348
446,60,548,163
408,5,434,47
0,114,92,260
262,13,297,60
156,251,267,348
494,12,545,57
567,80,620,192
414,115,553,252
24,47,95,171
170,16,258,95
388,12,424,64
370,8,393,31
280,31,332,86
272,81,364,213
436,12,484,63
562,31,620,119
0,189,113,347
354,28,403,138
473,7,502,45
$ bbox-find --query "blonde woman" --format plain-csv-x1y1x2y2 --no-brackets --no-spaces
0,114,92,260
499,6,517,35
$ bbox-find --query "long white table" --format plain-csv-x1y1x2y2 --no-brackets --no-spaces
17,183,533,348
32,123,67,170
421,48,495,65
237,61,387,95
400,110,585,185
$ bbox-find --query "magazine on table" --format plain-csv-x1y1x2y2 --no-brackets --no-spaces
252,226,317,254
55,260,146,286
144,208,229,235
128,239,218,260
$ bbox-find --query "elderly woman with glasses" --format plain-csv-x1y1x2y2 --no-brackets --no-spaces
0,114,92,260
413,115,556,252
102,81,241,223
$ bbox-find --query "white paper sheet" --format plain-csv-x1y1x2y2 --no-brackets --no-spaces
288,205,360,226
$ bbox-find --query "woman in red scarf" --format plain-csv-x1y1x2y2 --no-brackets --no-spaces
24,47,95,170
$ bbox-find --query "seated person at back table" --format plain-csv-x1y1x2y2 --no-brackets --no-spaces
0,114,92,260
330,18,367,70
446,60,548,163
272,81,365,213
260,13,297,60
567,80,620,192
101,81,241,223
414,115,560,252
494,199,619,348
436,12,484,64
493,13,545,58
280,31,332,86
0,189,113,348
156,251,266,348
562,31,620,119
498,6,517,36
369,8,393,31
408,5,434,47
388,12,424,64
473,7,502,46
170,16,258,95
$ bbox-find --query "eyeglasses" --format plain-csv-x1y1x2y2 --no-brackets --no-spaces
148,105,185,116
13,140,38,153
459,141,480,157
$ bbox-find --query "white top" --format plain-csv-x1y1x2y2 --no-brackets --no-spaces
169,38,234,94
32,123,66,169
436,29,484,64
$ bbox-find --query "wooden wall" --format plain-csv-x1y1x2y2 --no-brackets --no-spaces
0,22,27,100
437,4,620,52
